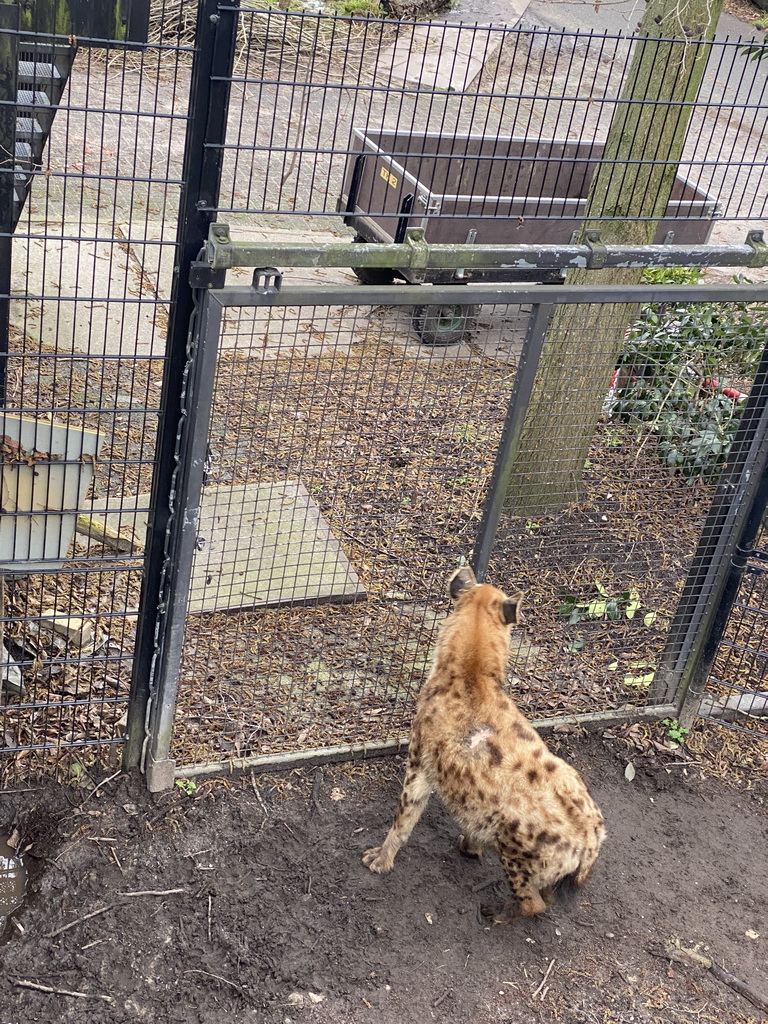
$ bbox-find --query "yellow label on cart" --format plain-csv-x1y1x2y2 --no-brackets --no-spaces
380,166,398,189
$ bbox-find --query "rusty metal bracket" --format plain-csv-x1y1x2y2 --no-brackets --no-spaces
583,230,607,269
746,229,768,267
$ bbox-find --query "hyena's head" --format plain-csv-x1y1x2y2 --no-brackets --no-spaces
447,566,524,627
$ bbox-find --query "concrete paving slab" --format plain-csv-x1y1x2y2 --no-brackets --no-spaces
85,480,366,614
10,223,166,357
377,23,505,92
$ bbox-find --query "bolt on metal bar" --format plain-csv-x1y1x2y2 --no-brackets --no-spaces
472,303,555,582
204,224,768,273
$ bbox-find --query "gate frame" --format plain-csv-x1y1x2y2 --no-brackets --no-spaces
137,275,768,790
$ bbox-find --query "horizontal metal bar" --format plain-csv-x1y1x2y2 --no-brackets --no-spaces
173,703,677,782
206,227,768,273
210,282,768,309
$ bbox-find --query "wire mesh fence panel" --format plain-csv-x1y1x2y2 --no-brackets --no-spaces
702,520,768,738
173,299,523,765
170,291,768,769
215,12,768,243
0,14,191,784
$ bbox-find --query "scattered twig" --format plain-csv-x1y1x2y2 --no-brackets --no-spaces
471,877,499,893
649,940,768,1014
75,514,141,554
532,958,556,1000
117,888,186,897
45,904,115,939
311,768,324,817
79,769,123,807
432,987,452,1008
207,895,212,943
12,979,113,1003
183,969,243,992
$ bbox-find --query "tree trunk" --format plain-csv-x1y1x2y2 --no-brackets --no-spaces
504,0,724,516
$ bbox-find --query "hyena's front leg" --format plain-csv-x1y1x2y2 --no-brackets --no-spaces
363,765,431,874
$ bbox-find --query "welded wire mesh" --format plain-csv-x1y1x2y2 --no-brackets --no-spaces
4,3,768,781
215,10,768,241
702,515,768,738
171,293,768,768
0,13,191,784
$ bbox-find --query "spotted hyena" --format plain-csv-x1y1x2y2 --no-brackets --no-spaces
363,567,606,918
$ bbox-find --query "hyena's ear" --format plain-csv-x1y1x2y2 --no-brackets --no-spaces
449,566,476,600
501,592,524,626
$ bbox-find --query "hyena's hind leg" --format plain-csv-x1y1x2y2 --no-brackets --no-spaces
495,830,548,917
363,765,431,874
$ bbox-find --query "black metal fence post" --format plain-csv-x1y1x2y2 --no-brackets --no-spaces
0,2,19,408
678,461,768,728
653,338,768,718
124,0,239,781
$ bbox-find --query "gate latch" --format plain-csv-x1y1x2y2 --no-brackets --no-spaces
252,267,283,296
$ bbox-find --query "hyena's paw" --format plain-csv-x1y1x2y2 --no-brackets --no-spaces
457,834,484,858
479,899,519,925
362,846,394,874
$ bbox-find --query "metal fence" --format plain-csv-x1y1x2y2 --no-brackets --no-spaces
1,1,768,787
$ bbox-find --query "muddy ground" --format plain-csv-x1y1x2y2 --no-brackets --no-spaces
1,731,766,1024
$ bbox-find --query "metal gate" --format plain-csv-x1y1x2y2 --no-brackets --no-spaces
134,258,768,789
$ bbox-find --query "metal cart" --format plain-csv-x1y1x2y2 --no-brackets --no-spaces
339,129,721,344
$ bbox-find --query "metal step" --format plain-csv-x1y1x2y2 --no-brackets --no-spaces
14,140,33,161
16,89,54,133
18,40,74,79
17,59,61,96
15,116,44,143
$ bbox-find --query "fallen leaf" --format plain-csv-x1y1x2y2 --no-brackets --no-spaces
745,929,760,940
624,672,655,687
624,762,636,782
330,787,346,802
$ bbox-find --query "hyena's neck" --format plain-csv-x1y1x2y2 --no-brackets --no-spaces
431,614,509,696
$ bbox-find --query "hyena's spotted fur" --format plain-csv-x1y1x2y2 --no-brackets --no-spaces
363,567,606,918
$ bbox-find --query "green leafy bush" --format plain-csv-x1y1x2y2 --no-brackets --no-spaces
612,274,766,480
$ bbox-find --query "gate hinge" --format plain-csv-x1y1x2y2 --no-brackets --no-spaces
189,261,227,288
584,230,607,269
746,229,768,267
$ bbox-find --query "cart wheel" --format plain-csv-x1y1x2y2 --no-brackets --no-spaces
352,235,396,285
412,303,481,346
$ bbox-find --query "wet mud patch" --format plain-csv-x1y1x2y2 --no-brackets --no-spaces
0,734,766,1024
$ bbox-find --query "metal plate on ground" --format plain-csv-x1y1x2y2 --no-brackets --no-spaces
83,481,366,614
189,481,366,613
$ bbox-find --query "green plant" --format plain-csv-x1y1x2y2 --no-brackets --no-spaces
524,519,541,533
662,718,690,743
327,0,383,15
175,778,197,796
641,266,702,286
559,581,644,624
613,298,765,480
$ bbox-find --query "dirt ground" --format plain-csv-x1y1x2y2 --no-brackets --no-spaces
1,730,766,1024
